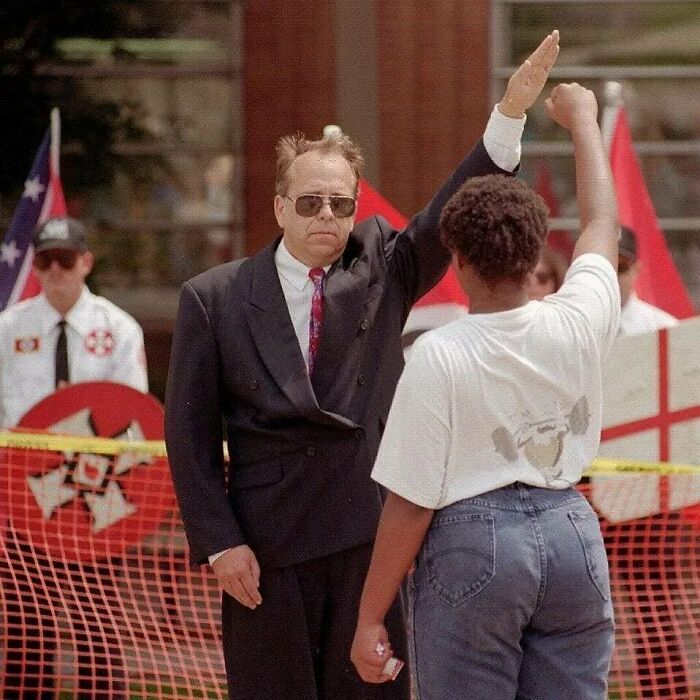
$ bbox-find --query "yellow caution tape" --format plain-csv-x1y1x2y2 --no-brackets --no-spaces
0,432,698,475
0,431,167,457
584,458,700,476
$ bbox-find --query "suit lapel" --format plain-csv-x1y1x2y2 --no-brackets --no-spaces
243,243,319,414
311,246,376,402
243,240,363,429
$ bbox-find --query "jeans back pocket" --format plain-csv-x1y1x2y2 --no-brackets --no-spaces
569,509,611,601
424,512,495,607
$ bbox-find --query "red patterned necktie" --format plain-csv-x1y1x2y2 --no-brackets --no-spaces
308,267,326,375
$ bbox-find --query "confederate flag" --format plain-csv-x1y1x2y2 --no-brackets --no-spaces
0,109,67,311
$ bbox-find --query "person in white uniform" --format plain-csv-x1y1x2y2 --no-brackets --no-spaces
617,225,678,337
0,216,147,700
351,83,620,700
0,216,148,428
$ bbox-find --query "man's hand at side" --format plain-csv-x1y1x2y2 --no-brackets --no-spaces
211,545,262,609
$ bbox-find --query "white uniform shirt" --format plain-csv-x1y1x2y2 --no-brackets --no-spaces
619,293,678,337
0,287,148,428
372,254,620,509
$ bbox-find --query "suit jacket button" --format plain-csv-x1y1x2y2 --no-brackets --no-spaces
250,380,259,390
357,374,365,385
307,446,316,456
360,319,370,331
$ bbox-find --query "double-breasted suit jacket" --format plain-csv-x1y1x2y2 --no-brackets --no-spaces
165,139,512,570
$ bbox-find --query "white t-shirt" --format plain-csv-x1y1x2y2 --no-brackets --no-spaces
0,287,148,428
619,293,678,337
372,253,620,509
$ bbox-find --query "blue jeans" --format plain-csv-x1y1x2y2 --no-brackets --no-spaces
409,483,614,700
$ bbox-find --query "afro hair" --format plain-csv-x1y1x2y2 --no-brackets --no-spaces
439,174,549,285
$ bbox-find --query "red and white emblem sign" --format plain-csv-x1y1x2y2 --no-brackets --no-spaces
85,329,115,356
14,336,40,353
4,382,174,562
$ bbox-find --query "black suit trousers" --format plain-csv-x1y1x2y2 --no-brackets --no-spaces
221,543,410,700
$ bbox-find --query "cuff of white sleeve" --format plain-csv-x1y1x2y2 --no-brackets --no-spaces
208,549,229,566
483,105,526,173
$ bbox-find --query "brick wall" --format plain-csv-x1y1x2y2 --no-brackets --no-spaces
376,1,491,215
243,2,337,254
243,1,491,254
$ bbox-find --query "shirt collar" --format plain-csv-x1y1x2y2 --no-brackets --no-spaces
274,239,331,292
62,286,92,332
35,286,90,335
36,293,61,334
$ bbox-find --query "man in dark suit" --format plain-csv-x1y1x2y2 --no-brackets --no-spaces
165,31,559,700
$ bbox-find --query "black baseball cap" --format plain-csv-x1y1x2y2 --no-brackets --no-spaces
32,217,88,253
618,226,637,262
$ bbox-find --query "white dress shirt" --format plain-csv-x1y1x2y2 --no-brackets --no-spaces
274,240,331,372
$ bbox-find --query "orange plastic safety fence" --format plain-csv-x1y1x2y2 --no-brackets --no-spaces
1,445,698,698
588,482,700,700
1,444,227,699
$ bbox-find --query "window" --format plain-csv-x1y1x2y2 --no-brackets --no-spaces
491,0,700,304
15,1,243,316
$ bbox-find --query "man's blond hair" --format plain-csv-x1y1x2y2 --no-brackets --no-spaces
275,132,365,197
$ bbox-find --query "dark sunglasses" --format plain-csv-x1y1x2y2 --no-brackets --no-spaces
285,193,356,218
34,249,80,270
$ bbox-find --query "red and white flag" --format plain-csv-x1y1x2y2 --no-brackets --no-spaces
604,104,695,319
534,160,575,261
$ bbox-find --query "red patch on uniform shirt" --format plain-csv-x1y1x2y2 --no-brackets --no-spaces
14,337,40,353
84,329,115,356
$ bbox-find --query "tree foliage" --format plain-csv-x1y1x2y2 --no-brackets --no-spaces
0,1,184,204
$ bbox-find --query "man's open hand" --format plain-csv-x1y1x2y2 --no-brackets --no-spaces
499,30,560,118
212,544,262,609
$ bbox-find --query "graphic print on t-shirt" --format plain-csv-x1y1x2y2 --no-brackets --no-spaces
491,396,590,483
